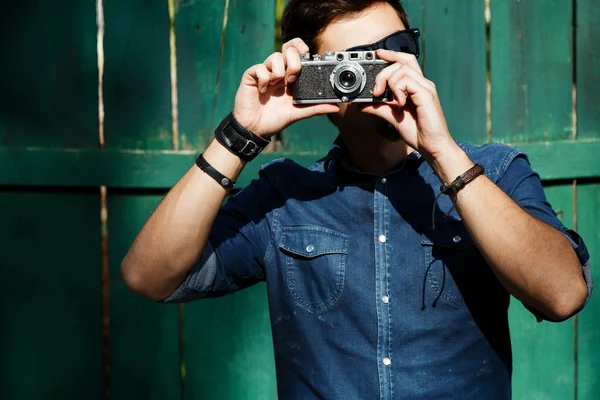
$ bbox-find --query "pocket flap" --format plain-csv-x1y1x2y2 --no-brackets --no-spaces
280,226,349,258
421,220,475,249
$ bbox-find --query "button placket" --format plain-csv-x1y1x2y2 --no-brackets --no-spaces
373,180,392,398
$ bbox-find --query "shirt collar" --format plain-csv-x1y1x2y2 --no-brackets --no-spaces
323,135,424,176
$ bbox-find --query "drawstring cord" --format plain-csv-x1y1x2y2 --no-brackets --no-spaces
421,258,448,310
422,186,456,310
431,186,458,231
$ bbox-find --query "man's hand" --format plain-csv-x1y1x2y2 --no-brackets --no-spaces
360,49,457,163
233,38,340,139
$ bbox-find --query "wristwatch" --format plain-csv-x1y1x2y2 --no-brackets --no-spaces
214,112,271,162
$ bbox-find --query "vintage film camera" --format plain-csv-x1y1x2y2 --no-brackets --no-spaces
291,50,393,104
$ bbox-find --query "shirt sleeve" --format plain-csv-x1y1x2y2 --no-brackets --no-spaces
160,172,277,303
495,152,593,322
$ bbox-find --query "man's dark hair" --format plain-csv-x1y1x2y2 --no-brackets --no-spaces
282,0,410,52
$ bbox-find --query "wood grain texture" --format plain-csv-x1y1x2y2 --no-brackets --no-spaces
2,140,598,188
0,191,103,399
0,0,98,148
577,0,600,139
576,3,600,397
576,183,600,400
103,0,172,149
509,184,575,399
181,1,278,398
102,2,180,398
107,193,181,400
423,0,487,145
211,0,276,130
491,0,573,143
174,0,227,150
185,285,277,400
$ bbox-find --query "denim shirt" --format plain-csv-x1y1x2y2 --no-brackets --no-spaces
163,138,592,399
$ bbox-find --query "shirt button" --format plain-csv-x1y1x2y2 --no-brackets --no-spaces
381,296,389,304
381,177,387,184
379,234,387,243
453,236,462,244
306,244,315,253
382,357,391,366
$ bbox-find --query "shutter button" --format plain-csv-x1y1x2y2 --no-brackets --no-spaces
306,245,315,253
453,236,462,244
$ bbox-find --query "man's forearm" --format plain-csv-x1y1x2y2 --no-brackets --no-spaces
121,140,245,301
430,146,587,320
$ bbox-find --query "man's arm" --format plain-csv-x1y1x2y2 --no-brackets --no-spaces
431,148,588,321
121,38,338,301
362,49,589,321
121,141,245,301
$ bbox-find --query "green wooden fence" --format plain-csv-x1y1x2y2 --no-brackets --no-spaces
0,0,598,399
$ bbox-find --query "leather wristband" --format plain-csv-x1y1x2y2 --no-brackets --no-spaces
195,153,236,190
440,163,484,196
214,112,271,162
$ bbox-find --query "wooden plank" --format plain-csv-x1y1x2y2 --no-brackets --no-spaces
182,0,277,398
103,0,172,149
423,0,487,145
211,0,276,134
174,0,226,150
0,0,98,148
107,193,181,400
2,140,599,188
576,2,600,398
577,0,600,139
0,191,103,399
509,184,575,399
185,285,277,400
491,0,573,142
576,183,600,400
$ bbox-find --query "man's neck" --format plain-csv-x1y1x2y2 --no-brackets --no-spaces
339,130,415,175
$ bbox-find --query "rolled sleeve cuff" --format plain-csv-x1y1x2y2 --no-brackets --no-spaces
562,228,593,308
159,241,219,304
528,227,593,323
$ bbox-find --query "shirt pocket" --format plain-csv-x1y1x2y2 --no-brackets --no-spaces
421,220,477,309
280,226,349,314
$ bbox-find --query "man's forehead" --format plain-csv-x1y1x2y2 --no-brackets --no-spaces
316,4,405,53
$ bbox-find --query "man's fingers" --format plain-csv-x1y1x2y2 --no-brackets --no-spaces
388,64,435,91
387,75,432,107
291,103,340,121
375,63,436,101
376,49,423,74
284,46,302,83
373,63,402,96
264,52,286,84
282,38,310,54
251,64,271,93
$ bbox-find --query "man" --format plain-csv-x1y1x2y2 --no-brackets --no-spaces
122,0,592,398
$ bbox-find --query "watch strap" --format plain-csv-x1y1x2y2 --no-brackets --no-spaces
215,112,271,162
195,153,236,190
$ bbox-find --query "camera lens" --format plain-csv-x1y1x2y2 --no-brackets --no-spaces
330,63,366,98
339,71,357,88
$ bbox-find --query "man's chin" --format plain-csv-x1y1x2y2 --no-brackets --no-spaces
374,118,402,142
339,104,402,142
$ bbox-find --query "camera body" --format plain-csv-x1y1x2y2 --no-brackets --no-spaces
291,50,393,104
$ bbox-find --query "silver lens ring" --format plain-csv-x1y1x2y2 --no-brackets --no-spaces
330,62,367,96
